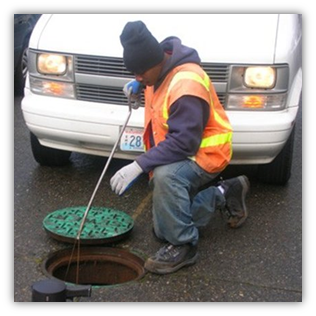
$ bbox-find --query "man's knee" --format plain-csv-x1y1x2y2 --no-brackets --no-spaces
152,164,174,187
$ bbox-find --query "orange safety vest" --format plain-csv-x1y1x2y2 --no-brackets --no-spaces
143,63,233,174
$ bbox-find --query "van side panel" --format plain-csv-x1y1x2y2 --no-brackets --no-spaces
274,14,302,108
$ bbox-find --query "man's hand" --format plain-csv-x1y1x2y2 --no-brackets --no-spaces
110,161,143,195
123,80,143,109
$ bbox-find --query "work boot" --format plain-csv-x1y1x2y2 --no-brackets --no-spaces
217,175,250,228
144,243,198,275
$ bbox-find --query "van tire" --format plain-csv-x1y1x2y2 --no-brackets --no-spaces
256,126,295,185
14,42,29,96
30,132,71,166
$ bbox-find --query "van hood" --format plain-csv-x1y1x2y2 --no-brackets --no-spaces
31,14,279,64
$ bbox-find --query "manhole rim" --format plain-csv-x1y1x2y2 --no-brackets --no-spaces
42,247,146,287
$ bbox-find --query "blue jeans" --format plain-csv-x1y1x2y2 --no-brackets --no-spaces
151,160,226,246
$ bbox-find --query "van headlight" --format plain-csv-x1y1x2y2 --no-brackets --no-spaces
227,65,289,111
28,50,75,98
244,66,276,89
37,53,68,75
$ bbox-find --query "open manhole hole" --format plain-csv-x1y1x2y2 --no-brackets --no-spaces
43,247,146,286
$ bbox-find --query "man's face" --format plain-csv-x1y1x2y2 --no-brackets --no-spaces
134,62,162,87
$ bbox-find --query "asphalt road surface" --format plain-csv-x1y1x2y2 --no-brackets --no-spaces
14,95,302,302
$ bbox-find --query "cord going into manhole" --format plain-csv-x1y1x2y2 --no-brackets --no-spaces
63,96,133,283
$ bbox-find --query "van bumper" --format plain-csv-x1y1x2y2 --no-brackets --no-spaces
21,90,299,164
21,90,144,160
228,106,298,164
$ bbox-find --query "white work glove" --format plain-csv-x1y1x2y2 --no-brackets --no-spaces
110,161,143,195
123,80,143,109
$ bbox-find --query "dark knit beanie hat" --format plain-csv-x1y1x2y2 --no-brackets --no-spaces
120,21,164,74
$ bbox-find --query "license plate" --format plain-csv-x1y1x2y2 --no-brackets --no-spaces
120,127,144,152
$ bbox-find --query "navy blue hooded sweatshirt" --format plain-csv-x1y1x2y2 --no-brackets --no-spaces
136,37,210,173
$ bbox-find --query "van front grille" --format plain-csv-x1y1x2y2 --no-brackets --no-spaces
76,84,225,106
76,84,128,105
75,55,230,82
75,55,133,78
74,55,228,106
76,84,146,106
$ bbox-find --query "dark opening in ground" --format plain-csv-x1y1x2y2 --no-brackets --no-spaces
43,247,145,286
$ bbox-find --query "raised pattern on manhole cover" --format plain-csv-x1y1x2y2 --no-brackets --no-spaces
43,206,134,244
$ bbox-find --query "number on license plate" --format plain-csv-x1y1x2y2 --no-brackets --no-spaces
120,127,144,152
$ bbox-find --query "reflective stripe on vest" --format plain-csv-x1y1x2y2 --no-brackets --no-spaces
200,132,232,148
162,71,210,121
162,70,232,149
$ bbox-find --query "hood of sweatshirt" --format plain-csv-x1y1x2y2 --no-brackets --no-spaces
155,36,201,90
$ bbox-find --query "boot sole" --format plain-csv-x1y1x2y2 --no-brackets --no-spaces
144,253,198,275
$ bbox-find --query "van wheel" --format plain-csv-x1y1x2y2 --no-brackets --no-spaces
30,132,71,166
256,126,295,185
14,43,29,96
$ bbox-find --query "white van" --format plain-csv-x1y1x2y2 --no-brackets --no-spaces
22,14,302,184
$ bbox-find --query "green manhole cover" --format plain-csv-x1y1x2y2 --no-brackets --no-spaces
43,206,134,245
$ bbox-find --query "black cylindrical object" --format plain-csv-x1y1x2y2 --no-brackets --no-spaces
32,279,91,302
32,279,67,302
